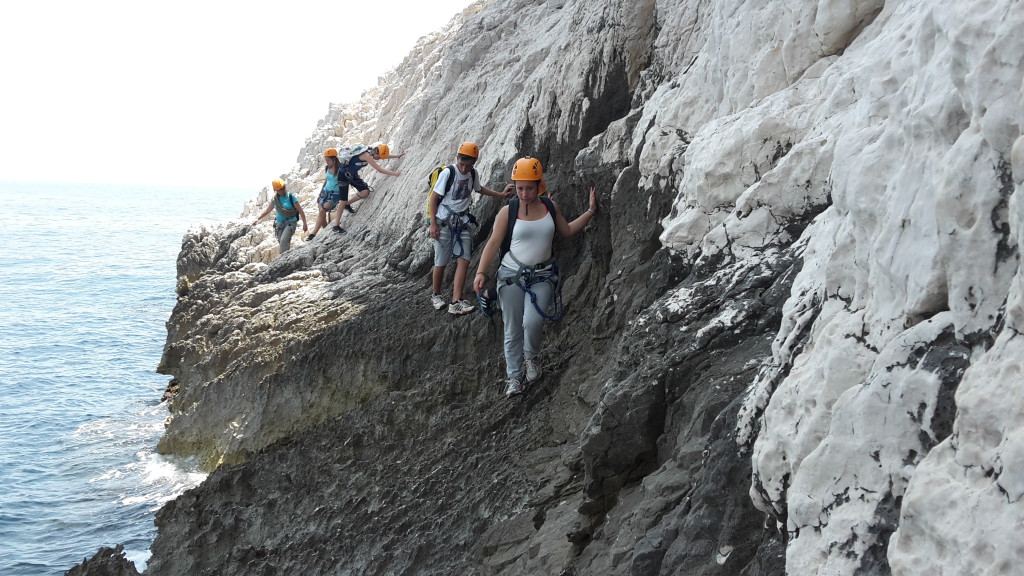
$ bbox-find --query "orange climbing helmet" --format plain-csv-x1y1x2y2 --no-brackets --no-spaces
512,157,543,180
375,143,390,159
272,179,285,191
324,148,338,157
511,157,547,195
457,141,479,158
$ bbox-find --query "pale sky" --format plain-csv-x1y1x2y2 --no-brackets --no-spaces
0,0,477,190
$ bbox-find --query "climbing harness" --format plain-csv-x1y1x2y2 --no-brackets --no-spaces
441,211,478,260
274,220,297,238
503,253,564,322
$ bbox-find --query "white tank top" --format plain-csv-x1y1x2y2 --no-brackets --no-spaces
501,209,555,268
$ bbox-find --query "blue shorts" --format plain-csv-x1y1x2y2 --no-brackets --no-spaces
319,188,341,210
319,172,369,209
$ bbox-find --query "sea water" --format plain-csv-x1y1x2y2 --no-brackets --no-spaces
0,181,252,574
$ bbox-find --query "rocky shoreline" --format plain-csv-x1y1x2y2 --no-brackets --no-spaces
69,0,1024,573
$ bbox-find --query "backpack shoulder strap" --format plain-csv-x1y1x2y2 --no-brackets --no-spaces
540,195,555,216
500,197,520,258
443,165,457,193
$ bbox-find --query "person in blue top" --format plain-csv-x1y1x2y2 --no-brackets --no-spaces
306,143,405,240
252,179,308,254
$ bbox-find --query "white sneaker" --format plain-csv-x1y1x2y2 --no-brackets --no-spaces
431,293,446,310
505,378,526,397
448,299,476,315
525,357,542,382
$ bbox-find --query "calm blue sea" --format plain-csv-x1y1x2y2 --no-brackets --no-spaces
0,181,252,574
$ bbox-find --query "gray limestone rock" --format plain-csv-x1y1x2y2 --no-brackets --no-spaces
65,0,1024,573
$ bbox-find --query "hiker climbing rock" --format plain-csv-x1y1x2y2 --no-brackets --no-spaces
306,143,405,239
473,157,597,397
252,179,308,254
428,141,514,315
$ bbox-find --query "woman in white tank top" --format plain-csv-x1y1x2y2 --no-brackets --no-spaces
474,157,598,397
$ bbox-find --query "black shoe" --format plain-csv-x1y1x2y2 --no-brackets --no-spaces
305,233,316,241
345,205,357,214
332,225,345,233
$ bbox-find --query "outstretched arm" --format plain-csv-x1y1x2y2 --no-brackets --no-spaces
295,201,308,231
554,186,598,238
473,206,510,294
362,152,402,176
478,182,514,199
252,203,274,225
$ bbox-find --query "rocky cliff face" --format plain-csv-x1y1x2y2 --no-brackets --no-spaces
72,0,1024,574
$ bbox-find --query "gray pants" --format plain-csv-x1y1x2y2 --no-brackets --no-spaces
497,265,555,380
275,221,297,253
